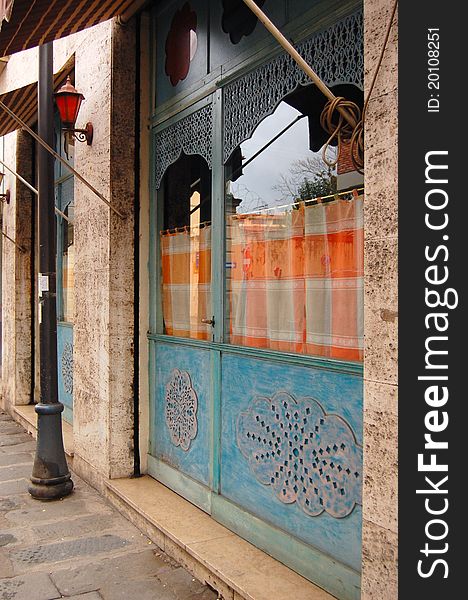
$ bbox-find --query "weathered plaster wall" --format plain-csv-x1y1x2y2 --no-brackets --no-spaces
0,22,114,415
362,0,398,598
0,132,18,407
0,130,34,411
0,27,95,95
72,19,136,481
108,19,137,478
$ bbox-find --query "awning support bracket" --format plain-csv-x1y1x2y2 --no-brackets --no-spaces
0,99,126,219
0,156,72,222
1,228,26,252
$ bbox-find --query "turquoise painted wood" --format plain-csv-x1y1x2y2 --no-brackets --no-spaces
148,338,363,599
149,342,213,499
219,353,362,573
212,494,361,600
148,333,363,376
208,0,288,73
55,112,74,424
57,322,73,424
154,0,210,109
147,454,212,513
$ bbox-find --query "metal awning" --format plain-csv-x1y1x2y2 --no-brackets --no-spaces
0,55,73,136
0,0,140,58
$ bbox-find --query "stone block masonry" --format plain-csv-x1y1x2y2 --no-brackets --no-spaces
362,0,398,598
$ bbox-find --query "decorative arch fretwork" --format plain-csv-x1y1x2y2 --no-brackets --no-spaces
223,9,363,163
154,102,213,190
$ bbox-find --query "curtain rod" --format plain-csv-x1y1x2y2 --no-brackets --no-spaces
245,186,364,215
0,100,125,219
0,156,71,222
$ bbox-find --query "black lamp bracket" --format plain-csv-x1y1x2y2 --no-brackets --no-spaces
63,122,93,145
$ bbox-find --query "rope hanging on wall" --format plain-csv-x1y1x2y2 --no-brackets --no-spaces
320,97,363,172
241,0,399,174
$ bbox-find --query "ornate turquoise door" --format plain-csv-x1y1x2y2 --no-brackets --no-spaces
148,3,364,599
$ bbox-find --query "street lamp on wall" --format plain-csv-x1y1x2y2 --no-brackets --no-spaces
54,76,93,145
0,172,10,203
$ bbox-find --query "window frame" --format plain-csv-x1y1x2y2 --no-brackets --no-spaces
149,2,364,376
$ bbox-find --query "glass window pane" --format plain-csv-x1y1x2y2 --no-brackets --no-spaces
225,100,363,361
60,201,74,323
160,154,212,340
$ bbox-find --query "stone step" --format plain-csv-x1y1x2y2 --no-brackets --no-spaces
106,475,335,600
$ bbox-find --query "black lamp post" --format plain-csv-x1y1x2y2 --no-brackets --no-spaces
28,43,73,501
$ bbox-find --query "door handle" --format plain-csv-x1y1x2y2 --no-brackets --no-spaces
201,317,215,326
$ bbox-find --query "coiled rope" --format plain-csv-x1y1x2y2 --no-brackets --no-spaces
241,0,398,175
320,0,398,173
320,97,363,171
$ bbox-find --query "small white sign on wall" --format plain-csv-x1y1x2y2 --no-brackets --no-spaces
38,274,49,298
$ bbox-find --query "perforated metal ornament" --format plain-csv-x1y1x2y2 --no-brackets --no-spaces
61,342,74,395
154,103,213,189
165,369,199,451
223,10,363,163
237,391,362,518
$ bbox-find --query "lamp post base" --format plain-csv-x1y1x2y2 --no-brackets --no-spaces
28,403,74,501
28,477,74,501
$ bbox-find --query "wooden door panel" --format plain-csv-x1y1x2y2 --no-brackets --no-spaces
57,322,73,424
151,342,212,489
219,352,362,573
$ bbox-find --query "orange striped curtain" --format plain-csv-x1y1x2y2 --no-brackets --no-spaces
304,196,364,361
228,195,364,361
160,196,363,361
229,210,305,353
161,225,212,340
62,244,75,323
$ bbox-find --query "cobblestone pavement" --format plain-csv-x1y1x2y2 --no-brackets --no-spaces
0,411,218,600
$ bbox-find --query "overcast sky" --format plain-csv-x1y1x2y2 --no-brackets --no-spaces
231,102,311,213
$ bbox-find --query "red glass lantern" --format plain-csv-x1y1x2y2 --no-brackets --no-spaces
54,76,93,145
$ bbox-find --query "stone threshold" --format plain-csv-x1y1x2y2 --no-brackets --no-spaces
106,476,335,600
13,404,74,460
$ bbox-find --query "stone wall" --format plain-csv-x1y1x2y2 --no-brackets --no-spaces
0,130,34,410
72,19,136,483
362,0,398,597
